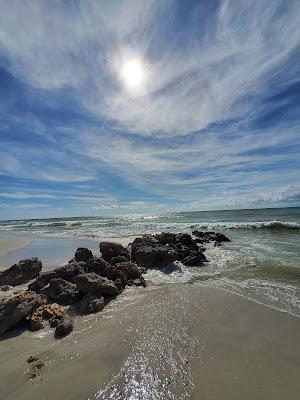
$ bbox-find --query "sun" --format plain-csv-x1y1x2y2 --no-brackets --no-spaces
121,58,144,89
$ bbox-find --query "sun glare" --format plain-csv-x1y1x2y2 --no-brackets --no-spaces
121,58,144,89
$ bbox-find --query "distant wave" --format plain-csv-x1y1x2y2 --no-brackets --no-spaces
190,220,300,231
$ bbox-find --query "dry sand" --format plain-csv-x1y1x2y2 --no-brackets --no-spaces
0,284,299,400
0,237,30,258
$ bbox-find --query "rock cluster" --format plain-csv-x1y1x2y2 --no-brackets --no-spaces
0,231,230,339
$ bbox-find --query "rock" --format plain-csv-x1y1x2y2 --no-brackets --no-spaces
47,278,80,305
0,291,47,335
54,261,87,283
29,303,65,331
174,244,192,261
100,242,130,262
175,233,197,248
75,248,93,262
155,232,177,245
0,258,42,287
132,277,147,287
105,266,127,286
28,271,57,292
54,317,74,338
74,273,119,297
86,257,108,276
77,293,105,315
115,262,141,280
181,251,207,266
114,278,123,293
27,355,39,363
110,255,130,265
192,230,230,243
27,359,45,379
131,236,178,268
30,315,44,331
29,261,86,292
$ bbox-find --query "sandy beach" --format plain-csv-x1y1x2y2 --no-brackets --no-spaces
0,284,299,400
0,237,30,258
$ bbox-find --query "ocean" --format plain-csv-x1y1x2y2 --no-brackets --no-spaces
0,207,299,316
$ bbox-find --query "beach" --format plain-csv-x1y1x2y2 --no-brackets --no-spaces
0,208,299,399
0,285,299,400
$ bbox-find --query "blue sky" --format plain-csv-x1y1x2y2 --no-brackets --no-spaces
0,0,300,219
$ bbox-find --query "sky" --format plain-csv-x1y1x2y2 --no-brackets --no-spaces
0,0,300,219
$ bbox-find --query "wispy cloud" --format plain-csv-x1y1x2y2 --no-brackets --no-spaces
0,0,299,218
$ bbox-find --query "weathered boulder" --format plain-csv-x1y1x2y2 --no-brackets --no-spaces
100,242,130,262
192,230,230,243
74,273,119,297
131,236,178,268
0,258,42,287
47,278,80,305
30,303,65,331
77,293,105,315
75,248,93,262
0,291,47,335
54,316,74,338
29,261,86,292
28,271,57,292
155,232,177,245
86,256,108,276
105,266,127,286
175,233,198,249
115,262,141,280
181,251,207,266
110,255,130,265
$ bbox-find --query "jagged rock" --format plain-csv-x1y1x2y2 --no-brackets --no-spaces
155,232,177,245
0,291,47,335
174,244,192,261
181,251,207,266
0,258,42,287
54,316,74,338
47,278,80,305
105,266,127,286
77,293,105,315
175,233,198,248
192,230,230,243
100,242,130,262
74,273,119,297
28,261,86,292
75,248,93,262
30,303,65,331
86,256,108,276
110,255,130,265
115,262,141,280
114,278,123,293
131,236,178,268
28,271,57,292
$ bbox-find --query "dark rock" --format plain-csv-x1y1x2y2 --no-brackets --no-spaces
155,232,177,245
47,278,80,305
115,262,141,280
0,290,47,335
131,235,178,268
0,285,11,292
174,244,192,261
192,230,230,243
110,255,130,265
132,277,147,287
105,266,127,286
181,251,207,266
75,247,93,262
74,273,119,297
86,256,108,276
214,233,230,243
100,242,130,262
114,278,123,293
28,271,57,292
54,317,74,338
54,261,87,283
27,355,39,364
77,293,105,315
175,233,197,248
0,258,42,287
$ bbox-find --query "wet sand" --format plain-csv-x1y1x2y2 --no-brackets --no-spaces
0,237,30,258
0,284,299,400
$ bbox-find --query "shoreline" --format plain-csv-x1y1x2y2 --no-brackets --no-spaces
0,237,30,258
0,285,299,399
